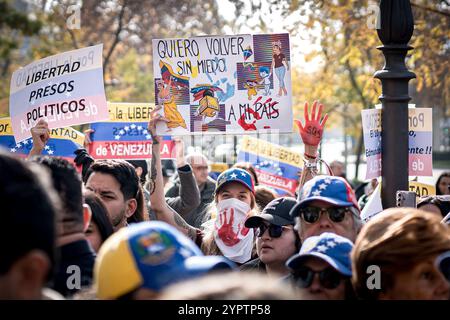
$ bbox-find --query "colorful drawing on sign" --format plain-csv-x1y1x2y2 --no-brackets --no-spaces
361,108,433,179
88,103,175,160
0,117,83,163
237,136,302,196
9,44,108,142
152,33,292,135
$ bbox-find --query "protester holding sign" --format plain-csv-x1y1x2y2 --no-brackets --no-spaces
148,106,258,265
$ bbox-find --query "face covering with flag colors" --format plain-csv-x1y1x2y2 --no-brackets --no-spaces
214,198,254,264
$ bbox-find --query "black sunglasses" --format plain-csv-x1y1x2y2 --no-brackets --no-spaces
294,265,343,290
255,223,286,238
299,207,352,224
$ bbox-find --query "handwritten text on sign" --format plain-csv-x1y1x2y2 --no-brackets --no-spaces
9,44,108,142
152,34,293,136
361,108,433,179
89,103,174,160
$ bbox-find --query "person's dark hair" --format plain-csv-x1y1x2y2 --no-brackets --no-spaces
232,162,258,185
32,156,83,233
0,151,60,277
436,172,450,195
417,195,450,218
84,191,114,243
85,160,146,224
127,160,148,185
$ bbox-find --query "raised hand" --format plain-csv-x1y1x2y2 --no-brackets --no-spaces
148,105,169,144
29,119,50,155
294,101,328,147
83,128,95,148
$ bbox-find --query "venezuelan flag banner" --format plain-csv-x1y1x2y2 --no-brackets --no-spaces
88,102,175,160
238,135,302,196
0,117,83,162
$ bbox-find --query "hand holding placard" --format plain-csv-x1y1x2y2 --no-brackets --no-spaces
29,119,50,156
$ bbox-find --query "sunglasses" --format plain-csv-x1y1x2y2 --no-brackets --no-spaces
299,207,352,224
255,223,287,238
294,265,343,290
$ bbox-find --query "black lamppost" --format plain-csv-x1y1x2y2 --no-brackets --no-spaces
374,0,416,208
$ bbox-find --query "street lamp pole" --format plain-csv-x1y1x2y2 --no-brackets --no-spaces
374,0,416,208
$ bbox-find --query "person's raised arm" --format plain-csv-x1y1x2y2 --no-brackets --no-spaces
29,119,50,157
166,137,201,216
148,106,198,241
294,101,329,189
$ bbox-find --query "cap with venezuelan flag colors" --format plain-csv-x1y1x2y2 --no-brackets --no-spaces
94,221,235,299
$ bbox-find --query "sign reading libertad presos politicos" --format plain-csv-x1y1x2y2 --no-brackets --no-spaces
9,44,109,142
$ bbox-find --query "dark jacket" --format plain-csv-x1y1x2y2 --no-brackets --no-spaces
166,175,216,228
240,257,266,273
50,239,96,297
146,164,201,221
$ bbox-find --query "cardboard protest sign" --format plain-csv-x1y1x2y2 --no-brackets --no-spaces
237,135,301,196
88,102,174,160
0,117,83,161
9,44,108,142
409,181,436,198
361,108,433,179
361,109,382,179
152,34,292,135
408,108,433,176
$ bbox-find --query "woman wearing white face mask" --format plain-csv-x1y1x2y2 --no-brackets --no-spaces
147,108,257,264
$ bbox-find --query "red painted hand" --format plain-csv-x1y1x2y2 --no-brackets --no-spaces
294,101,329,147
216,208,241,247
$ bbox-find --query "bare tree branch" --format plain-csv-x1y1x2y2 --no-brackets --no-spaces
103,0,128,74
411,2,450,18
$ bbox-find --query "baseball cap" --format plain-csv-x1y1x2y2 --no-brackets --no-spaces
290,175,359,218
245,197,296,228
286,232,353,277
216,168,255,195
94,221,235,299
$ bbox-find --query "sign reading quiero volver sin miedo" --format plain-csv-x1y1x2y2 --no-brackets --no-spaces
9,44,108,142
152,34,293,135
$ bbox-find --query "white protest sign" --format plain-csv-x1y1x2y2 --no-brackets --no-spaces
152,34,293,135
9,44,108,142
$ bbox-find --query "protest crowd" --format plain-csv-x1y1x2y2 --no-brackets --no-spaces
1,97,450,301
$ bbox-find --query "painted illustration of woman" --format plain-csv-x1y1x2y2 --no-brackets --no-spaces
157,78,187,130
271,41,289,97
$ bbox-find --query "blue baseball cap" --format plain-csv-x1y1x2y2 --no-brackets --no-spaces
286,232,353,276
94,221,235,299
290,175,359,218
216,168,255,195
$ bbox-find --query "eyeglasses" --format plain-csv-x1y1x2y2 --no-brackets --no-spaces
299,207,352,224
255,223,287,238
294,265,343,289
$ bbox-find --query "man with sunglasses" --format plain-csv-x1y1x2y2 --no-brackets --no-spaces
286,232,354,300
290,175,362,242
241,198,300,277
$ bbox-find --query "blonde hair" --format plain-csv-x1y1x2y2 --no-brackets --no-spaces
351,208,450,300
201,192,258,256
